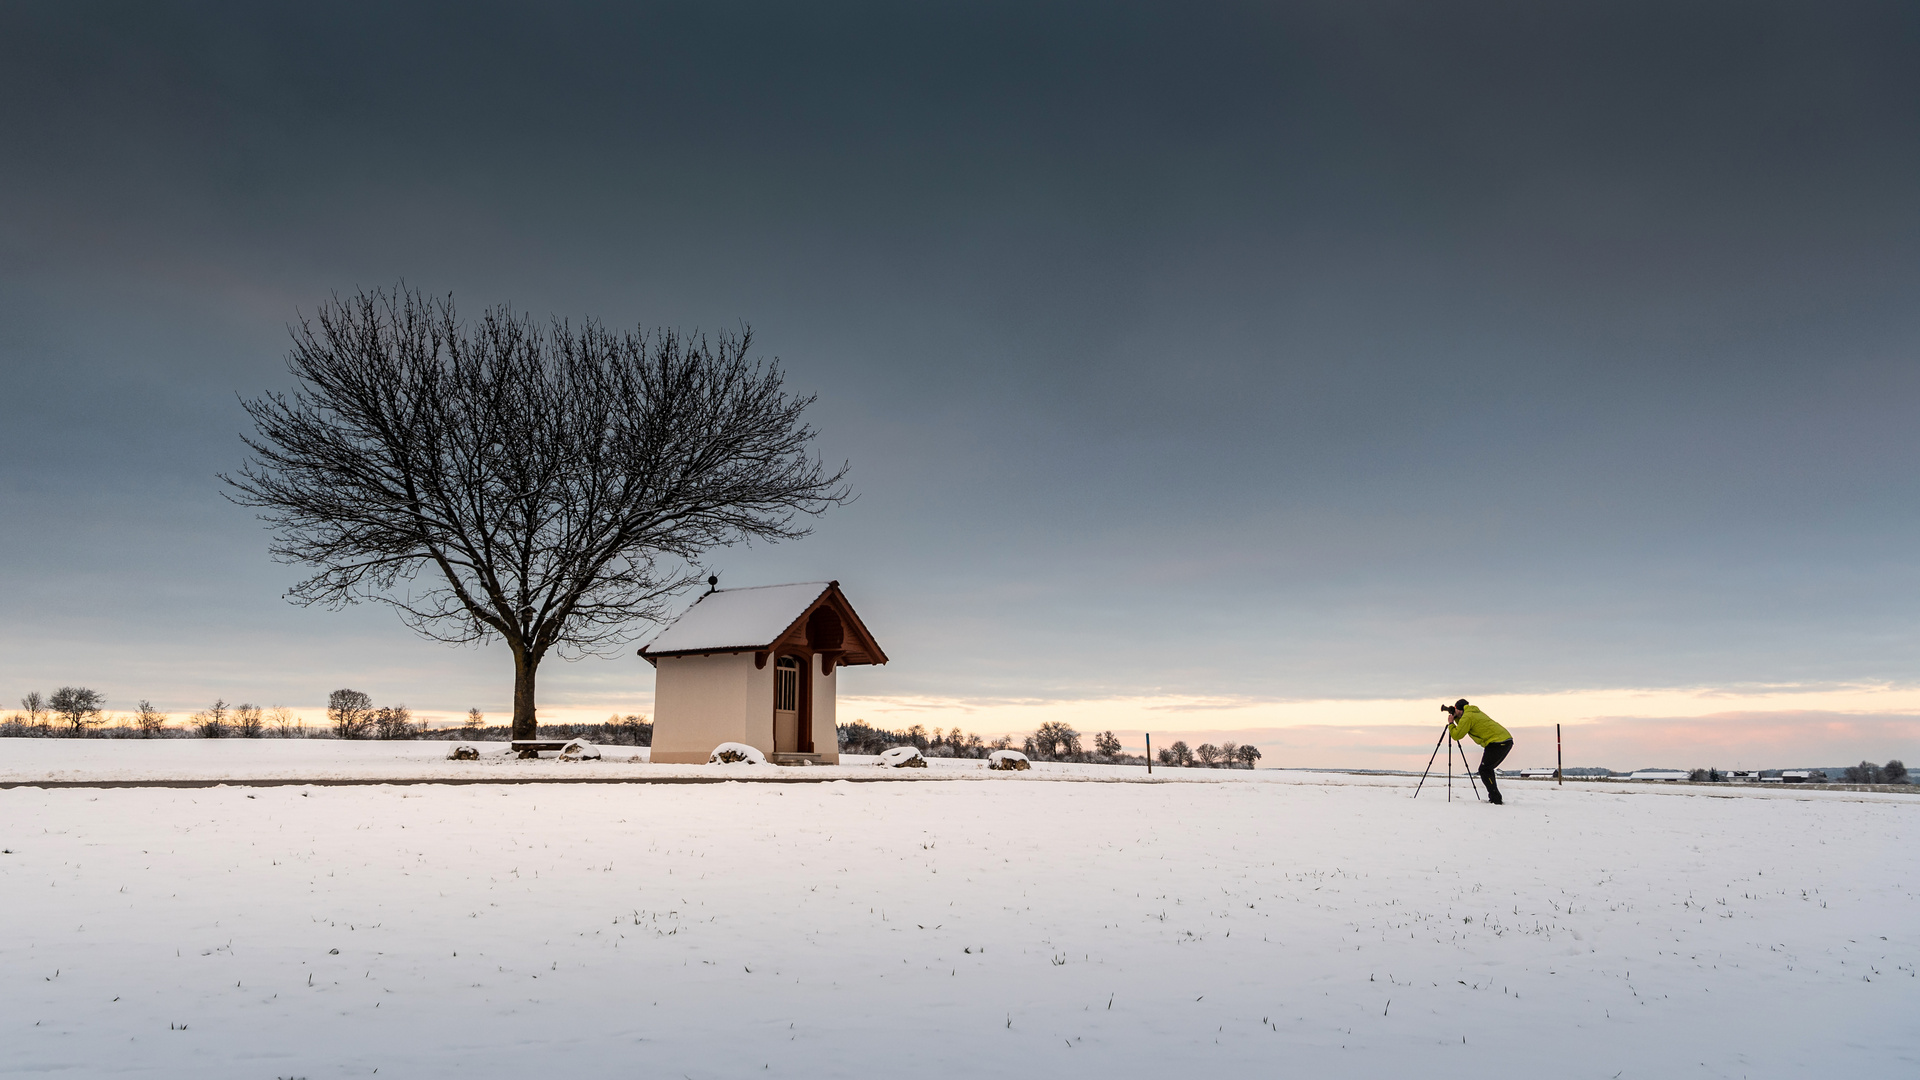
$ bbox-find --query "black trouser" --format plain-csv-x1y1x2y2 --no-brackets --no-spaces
1478,739,1513,804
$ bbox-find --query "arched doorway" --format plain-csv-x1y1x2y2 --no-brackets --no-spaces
773,654,812,753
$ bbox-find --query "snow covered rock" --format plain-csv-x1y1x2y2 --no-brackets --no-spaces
448,745,480,761
560,739,601,761
987,749,1030,771
709,742,766,765
879,746,927,768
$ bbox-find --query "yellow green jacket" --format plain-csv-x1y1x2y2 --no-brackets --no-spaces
1449,705,1511,747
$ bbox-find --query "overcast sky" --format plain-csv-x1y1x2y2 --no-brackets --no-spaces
3,3,1917,765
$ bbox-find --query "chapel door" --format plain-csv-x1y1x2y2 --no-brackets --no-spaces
774,655,800,752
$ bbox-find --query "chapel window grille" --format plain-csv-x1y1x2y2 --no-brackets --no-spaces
775,655,799,712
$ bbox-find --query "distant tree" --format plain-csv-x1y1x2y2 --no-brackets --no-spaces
20,691,48,729
374,704,415,740
1886,759,1908,783
1689,768,1710,782
1167,740,1192,767
1235,744,1262,768
194,699,230,738
267,706,304,738
1030,721,1082,760
234,703,264,738
464,708,485,732
329,689,374,739
134,700,169,738
904,724,930,751
224,288,850,741
1195,743,1220,767
1845,761,1887,784
1218,742,1240,768
988,734,1014,752
49,686,106,735
608,713,651,746
1094,730,1122,758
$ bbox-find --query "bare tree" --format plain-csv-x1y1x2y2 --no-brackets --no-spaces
374,704,415,740
225,288,850,740
1028,721,1082,760
267,706,304,738
50,686,106,735
235,703,264,738
464,707,485,732
134,700,169,738
194,699,230,738
20,691,48,730
1195,743,1221,767
1845,761,1887,784
329,689,374,739
1093,730,1122,758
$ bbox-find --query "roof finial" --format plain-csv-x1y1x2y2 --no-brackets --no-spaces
704,574,718,595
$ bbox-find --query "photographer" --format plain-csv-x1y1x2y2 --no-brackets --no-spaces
1443,699,1513,805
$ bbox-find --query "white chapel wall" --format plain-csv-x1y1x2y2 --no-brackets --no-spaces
812,661,838,763
652,652,766,764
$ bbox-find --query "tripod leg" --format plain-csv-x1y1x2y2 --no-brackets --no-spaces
1412,724,1450,799
1459,740,1482,801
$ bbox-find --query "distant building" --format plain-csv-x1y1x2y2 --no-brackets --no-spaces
1628,769,1689,782
1518,768,1558,778
639,581,887,765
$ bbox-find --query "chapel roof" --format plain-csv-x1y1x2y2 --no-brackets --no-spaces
638,580,886,665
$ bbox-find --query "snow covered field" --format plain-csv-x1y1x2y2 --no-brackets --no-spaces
2,741,1914,1077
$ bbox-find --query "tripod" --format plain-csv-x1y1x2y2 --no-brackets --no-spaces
1412,719,1482,801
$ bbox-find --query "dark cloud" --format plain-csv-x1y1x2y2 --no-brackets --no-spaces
2,3,1916,717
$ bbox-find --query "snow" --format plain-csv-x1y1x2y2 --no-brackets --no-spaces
879,746,926,767
559,739,600,761
641,581,830,655
988,749,1030,770
1,743,1916,1077
709,742,768,765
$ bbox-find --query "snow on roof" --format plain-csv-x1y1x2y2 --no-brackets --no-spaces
642,582,832,655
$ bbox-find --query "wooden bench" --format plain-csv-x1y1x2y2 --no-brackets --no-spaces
510,739,573,759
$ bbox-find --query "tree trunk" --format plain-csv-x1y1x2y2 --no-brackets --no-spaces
512,648,539,741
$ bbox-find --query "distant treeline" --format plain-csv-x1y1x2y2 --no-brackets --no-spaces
1683,761,1908,784
834,719,1260,768
9,687,1267,768
2,687,654,745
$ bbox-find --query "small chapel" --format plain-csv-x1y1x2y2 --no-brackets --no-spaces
639,580,887,765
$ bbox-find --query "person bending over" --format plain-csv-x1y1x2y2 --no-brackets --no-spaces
1443,699,1513,805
